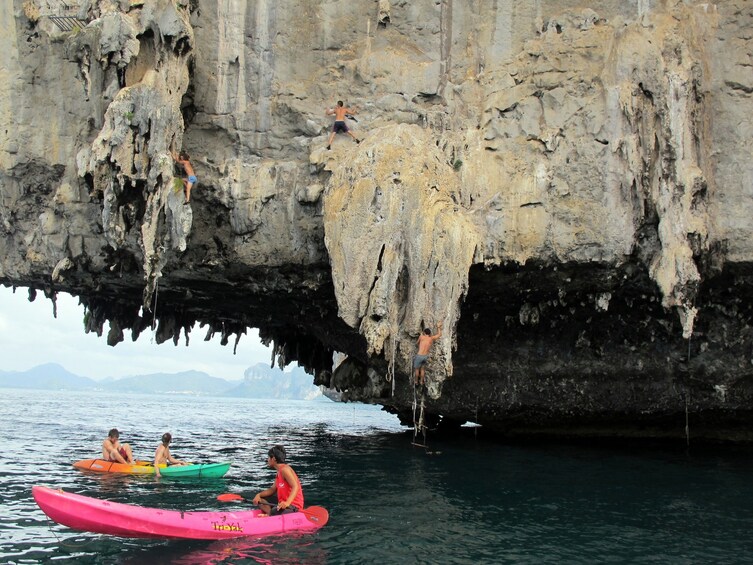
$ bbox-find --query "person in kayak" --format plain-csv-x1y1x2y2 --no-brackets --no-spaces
252,445,304,515
154,432,187,477
102,428,134,464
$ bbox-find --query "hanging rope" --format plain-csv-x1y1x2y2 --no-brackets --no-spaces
419,396,427,446
475,404,479,440
411,385,418,438
412,384,427,448
387,323,397,397
150,278,160,344
684,392,690,447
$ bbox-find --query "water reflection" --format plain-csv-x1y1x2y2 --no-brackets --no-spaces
159,536,329,565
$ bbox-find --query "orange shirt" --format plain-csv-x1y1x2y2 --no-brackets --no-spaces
276,464,304,510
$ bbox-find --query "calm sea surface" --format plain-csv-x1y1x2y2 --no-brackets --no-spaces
1,388,753,564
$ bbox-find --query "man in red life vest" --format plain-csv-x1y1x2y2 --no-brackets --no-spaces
252,445,304,515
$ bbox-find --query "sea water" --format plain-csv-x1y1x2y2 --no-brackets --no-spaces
1,388,753,564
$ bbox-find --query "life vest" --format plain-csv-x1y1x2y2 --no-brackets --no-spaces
276,464,304,510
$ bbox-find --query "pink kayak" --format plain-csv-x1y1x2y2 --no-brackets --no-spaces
32,486,328,540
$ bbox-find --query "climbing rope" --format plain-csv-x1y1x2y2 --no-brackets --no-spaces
418,396,427,447
149,278,160,344
387,324,397,397
683,297,696,448
411,382,428,448
684,392,690,447
411,385,417,436
475,404,479,440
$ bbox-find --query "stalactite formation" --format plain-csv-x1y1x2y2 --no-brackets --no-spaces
1,1,752,441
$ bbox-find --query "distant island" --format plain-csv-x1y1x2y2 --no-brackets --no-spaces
0,362,331,401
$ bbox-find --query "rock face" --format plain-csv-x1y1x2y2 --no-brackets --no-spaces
1,0,752,441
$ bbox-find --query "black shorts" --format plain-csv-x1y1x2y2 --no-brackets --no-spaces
269,506,299,516
333,121,348,133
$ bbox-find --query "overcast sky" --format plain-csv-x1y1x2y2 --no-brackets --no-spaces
0,285,274,380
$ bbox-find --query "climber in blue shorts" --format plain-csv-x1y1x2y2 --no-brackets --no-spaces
172,149,197,204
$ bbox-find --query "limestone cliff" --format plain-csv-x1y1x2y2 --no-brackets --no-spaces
1,0,752,441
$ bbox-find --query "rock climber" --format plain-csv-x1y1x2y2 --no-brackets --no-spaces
172,149,197,204
414,321,443,388
325,101,361,149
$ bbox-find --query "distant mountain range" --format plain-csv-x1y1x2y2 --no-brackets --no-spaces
0,362,328,400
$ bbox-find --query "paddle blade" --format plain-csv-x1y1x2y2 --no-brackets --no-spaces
217,493,244,502
301,506,329,527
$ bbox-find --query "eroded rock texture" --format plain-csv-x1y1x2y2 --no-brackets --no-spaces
1,0,752,441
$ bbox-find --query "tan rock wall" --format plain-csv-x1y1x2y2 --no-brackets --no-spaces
0,0,751,407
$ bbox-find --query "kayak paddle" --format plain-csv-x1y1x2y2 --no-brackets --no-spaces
216,494,329,526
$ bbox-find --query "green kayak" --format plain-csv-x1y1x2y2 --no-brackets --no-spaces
159,462,231,478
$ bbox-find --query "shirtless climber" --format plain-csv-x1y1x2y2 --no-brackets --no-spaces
325,101,361,149
172,149,197,204
413,321,443,388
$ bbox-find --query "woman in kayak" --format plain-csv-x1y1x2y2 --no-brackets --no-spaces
154,432,187,477
252,445,305,515
102,428,134,464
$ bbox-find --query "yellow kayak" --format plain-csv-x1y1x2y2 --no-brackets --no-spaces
72,459,231,478
73,459,162,474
